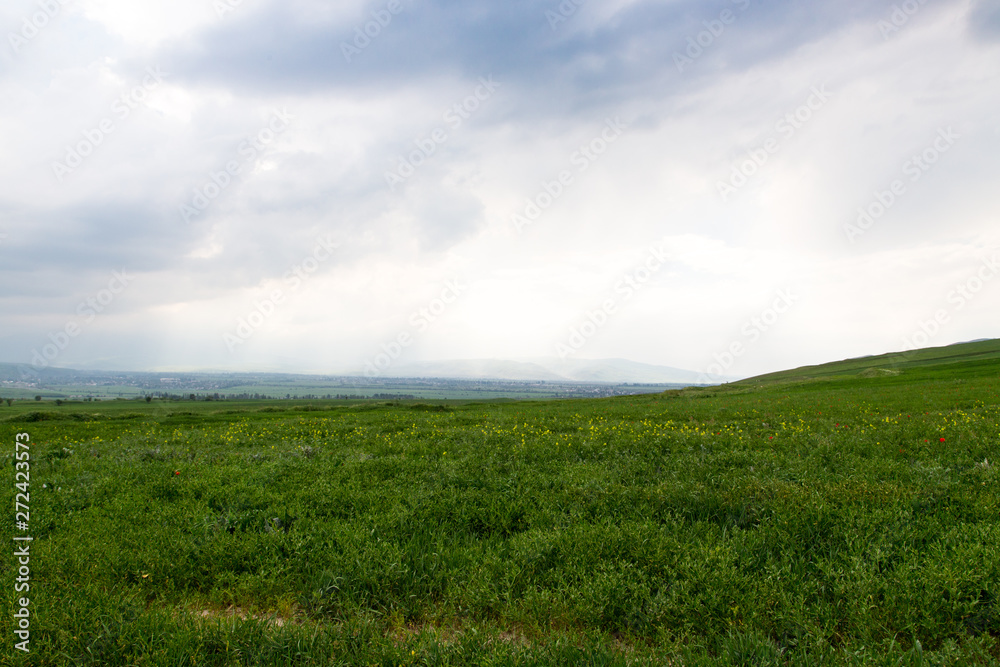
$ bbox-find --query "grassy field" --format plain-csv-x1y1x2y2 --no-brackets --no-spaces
2,343,999,665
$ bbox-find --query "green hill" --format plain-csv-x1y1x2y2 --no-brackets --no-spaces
733,338,1000,388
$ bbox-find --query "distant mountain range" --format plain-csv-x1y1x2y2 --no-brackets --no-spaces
377,358,727,384
0,358,729,386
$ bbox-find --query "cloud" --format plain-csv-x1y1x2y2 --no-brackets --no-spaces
0,0,997,376
153,0,897,112
969,0,1000,41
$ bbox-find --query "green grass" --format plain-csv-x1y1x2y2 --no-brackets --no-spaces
737,339,1000,387
2,348,999,664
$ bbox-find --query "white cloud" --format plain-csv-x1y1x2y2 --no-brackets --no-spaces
1,0,997,377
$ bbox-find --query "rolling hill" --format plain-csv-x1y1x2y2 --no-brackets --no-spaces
733,338,1000,387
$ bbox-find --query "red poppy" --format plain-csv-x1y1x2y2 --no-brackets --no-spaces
939,438,946,442
174,470,180,475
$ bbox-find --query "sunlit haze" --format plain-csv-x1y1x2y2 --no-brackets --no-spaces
2,0,998,379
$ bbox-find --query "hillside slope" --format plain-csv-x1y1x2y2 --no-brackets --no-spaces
734,338,1000,387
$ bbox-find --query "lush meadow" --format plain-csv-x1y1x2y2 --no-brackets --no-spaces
2,365,999,665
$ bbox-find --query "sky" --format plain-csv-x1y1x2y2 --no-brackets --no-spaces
1,0,998,379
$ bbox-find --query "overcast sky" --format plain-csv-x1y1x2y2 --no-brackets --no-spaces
1,0,998,378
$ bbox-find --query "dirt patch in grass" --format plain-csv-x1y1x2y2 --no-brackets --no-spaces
187,605,295,628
